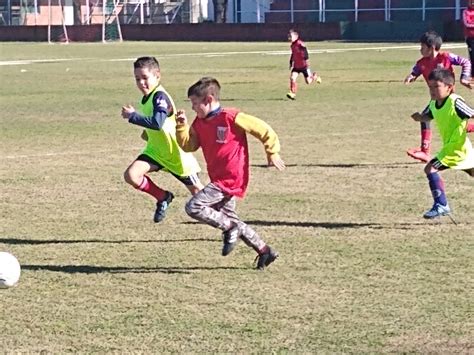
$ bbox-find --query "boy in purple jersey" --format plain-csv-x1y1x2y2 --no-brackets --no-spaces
404,31,473,163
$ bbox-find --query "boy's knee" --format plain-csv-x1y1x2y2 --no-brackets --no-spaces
185,199,201,218
123,168,141,187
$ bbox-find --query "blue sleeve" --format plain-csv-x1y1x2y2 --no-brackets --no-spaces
128,91,173,130
422,105,433,119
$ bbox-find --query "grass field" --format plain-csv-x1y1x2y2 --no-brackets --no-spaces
1,41,473,353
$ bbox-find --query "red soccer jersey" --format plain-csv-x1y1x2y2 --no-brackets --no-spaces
290,39,309,69
415,52,455,82
191,108,250,198
463,8,474,38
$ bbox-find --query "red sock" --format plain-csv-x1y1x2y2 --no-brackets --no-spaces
290,80,297,94
421,128,432,152
467,122,474,133
137,176,166,201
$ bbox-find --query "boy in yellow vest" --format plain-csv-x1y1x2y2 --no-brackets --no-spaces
411,68,474,219
121,56,203,222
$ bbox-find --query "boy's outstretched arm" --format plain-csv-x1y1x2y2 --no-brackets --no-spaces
175,109,200,152
235,113,285,171
449,53,473,89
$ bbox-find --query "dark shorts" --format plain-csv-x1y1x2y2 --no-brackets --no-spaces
136,154,200,186
291,67,311,78
429,158,449,171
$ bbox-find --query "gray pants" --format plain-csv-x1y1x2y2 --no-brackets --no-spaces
185,183,266,252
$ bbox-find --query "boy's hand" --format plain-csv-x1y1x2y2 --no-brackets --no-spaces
267,153,286,171
121,105,135,119
176,109,188,126
411,112,423,121
460,78,472,90
404,74,416,84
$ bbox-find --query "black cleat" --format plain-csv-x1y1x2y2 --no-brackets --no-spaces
153,191,174,223
222,225,240,256
255,246,279,270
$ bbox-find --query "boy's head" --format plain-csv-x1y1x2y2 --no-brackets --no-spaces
288,29,299,42
133,56,161,96
469,0,474,9
427,68,455,101
187,77,221,119
419,31,442,57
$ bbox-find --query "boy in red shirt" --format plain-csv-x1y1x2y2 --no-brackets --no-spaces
287,29,321,100
175,77,285,270
463,0,474,74
404,31,473,163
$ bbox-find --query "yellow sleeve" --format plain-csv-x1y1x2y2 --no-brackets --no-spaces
176,124,200,152
234,112,280,154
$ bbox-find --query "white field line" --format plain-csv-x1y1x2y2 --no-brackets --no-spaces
1,129,414,160
0,43,467,66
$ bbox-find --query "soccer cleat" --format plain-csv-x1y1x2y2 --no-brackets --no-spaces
423,203,451,219
222,224,240,256
153,191,174,223
407,147,430,163
255,246,279,270
286,92,296,100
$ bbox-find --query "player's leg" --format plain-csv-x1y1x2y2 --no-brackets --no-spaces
124,154,173,223
304,68,321,85
219,199,278,270
467,37,474,79
467,121,474,133
422,159,451,219
407,121,431,163
171,172,204,195
287,70,299,100
185,183,240,255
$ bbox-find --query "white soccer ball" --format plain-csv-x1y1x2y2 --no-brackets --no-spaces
0,252,21,288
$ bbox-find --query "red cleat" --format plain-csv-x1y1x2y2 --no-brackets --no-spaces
407,148,430,163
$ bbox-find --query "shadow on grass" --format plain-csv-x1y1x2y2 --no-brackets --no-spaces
0,237,218,245
22,264,246,274
252,162,419,169
183,220,441,230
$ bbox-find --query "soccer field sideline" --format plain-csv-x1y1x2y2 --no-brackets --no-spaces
0,43,467,66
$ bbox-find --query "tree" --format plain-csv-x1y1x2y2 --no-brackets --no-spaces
212,0,227,23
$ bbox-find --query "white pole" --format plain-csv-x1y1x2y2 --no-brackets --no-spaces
354,0,358,22
422,0,425,21
322,0,325,22
318,0,322,22
455,0,461,20
34,0,38,24
48,0,51,43
85,0,89,24
102,0,105,42
140,0,144,24
290,0,293,23
256,0,260,23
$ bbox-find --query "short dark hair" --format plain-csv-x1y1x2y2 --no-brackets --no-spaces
428,68,455,85
187,77,221,100
420,31,442,51
133,56,160,71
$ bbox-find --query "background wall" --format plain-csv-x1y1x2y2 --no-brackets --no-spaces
0,21,465,42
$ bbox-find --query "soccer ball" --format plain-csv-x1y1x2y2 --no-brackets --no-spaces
0,252,21,288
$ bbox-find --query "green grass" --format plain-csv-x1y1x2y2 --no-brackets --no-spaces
1,41,473,353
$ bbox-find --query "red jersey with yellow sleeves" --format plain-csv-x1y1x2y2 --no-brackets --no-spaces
176,108,280,198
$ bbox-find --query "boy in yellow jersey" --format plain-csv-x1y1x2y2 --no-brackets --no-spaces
121,57,204,223
411,68,474,219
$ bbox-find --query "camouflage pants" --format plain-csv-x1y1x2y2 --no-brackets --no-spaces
185,183,266,252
